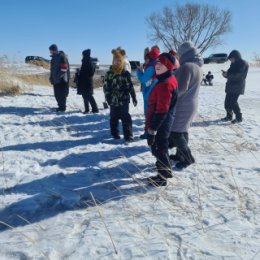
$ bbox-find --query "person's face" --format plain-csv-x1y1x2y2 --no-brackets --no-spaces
155,61,168,75
49,50,56,56
229,57,235,63
113,57,122,67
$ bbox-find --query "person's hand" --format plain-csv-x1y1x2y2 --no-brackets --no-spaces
132,97,137,107
147,129,157,146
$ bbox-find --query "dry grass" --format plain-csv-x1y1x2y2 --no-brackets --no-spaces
15,73,51,86
26,60,50,70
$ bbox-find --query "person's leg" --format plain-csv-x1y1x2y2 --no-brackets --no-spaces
230,93,242,123
54,82,67,111
121,103,133,141
82,93,90,113
170,132,195,169
110,105,120,138
222,93,233,121
148,137,172,186
86,93,99,113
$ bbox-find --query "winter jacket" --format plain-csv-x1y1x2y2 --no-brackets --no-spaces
136,61,157,113
145,71,178,138
103,70,136,107
224,50,248,95
171,48,203,133
78,50,95,95
49,51,70,85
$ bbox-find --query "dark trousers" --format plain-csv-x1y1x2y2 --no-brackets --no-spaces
168,132,194,164
224,93,241,116
53,82,69,110
151,137,172,178
110,103,133,139
82,93,98,112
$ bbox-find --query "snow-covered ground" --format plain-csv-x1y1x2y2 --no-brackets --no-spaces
0,63,259,260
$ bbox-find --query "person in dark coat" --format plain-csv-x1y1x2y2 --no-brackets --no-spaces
168,41,203,169
146,52,178,186
221,50,248,123
49,44,70,112
78,49,99,114
103,48,137,142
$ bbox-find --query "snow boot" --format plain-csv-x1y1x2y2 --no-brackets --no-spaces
221,110,233,121
231,113,242,124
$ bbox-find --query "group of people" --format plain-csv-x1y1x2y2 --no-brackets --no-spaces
48,43,248,186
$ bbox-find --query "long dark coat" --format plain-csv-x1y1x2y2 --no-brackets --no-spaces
78,49,95,95
225,50,248,95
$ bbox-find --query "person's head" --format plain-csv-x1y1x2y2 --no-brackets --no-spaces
208,71,211,74
148,48,159,61
82,49,91,58
177,41,195,59
49,44,58,55
151,45,160,53
228,50,242,63
155,52,175,75
111,48,125,74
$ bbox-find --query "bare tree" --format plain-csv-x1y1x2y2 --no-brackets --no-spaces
146,2,231,53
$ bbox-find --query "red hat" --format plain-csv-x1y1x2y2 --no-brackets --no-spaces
149,48,159,60
169,49,177,57
157,53,175,71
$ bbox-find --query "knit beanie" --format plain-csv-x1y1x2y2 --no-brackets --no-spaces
157,52,175,71
177,41,194,58
111,48,125,74
149,48,160,60
49,44,58,52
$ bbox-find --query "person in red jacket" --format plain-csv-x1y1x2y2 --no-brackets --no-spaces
146,52,178,186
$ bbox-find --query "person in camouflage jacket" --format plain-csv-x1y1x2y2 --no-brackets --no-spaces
103,49,137,142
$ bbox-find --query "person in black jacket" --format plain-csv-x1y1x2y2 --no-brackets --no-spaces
78,49,99,114
221,50,248,123
49,44,70,112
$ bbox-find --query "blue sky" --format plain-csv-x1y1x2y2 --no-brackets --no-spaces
0,0,259,64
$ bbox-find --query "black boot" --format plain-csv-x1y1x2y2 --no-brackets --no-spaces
232,113,242,124
175,148,195,169
221,110,233,121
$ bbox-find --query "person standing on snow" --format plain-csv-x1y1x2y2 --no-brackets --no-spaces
168,41,203,169
49,44,70,112
103,48,137,142
78,49,99,114
221,50,248,123
146,52,178,186
136,47,160,139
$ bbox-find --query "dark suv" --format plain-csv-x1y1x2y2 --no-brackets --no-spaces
203,53,228,64
25,56,50,64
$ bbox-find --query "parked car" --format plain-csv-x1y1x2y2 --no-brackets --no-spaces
91,57,100,69
203,53,228,64
129,61,141,70
25,56,50,64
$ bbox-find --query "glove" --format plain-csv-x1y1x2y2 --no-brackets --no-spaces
147,129,157,146
147,133,156,146
132,97,137,107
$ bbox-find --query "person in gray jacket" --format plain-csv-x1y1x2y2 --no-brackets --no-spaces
221,50,248,123
49,44,70,112
168,41,203,169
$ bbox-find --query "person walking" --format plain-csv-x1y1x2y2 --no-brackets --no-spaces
146,52,178,186
168,41,203,169
221,50,248,123
78,49,99,114
103,48,137,142
49,44,70,112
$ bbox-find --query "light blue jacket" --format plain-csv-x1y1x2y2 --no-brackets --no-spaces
136,62,157,113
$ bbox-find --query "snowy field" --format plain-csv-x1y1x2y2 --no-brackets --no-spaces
0,63,259,260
